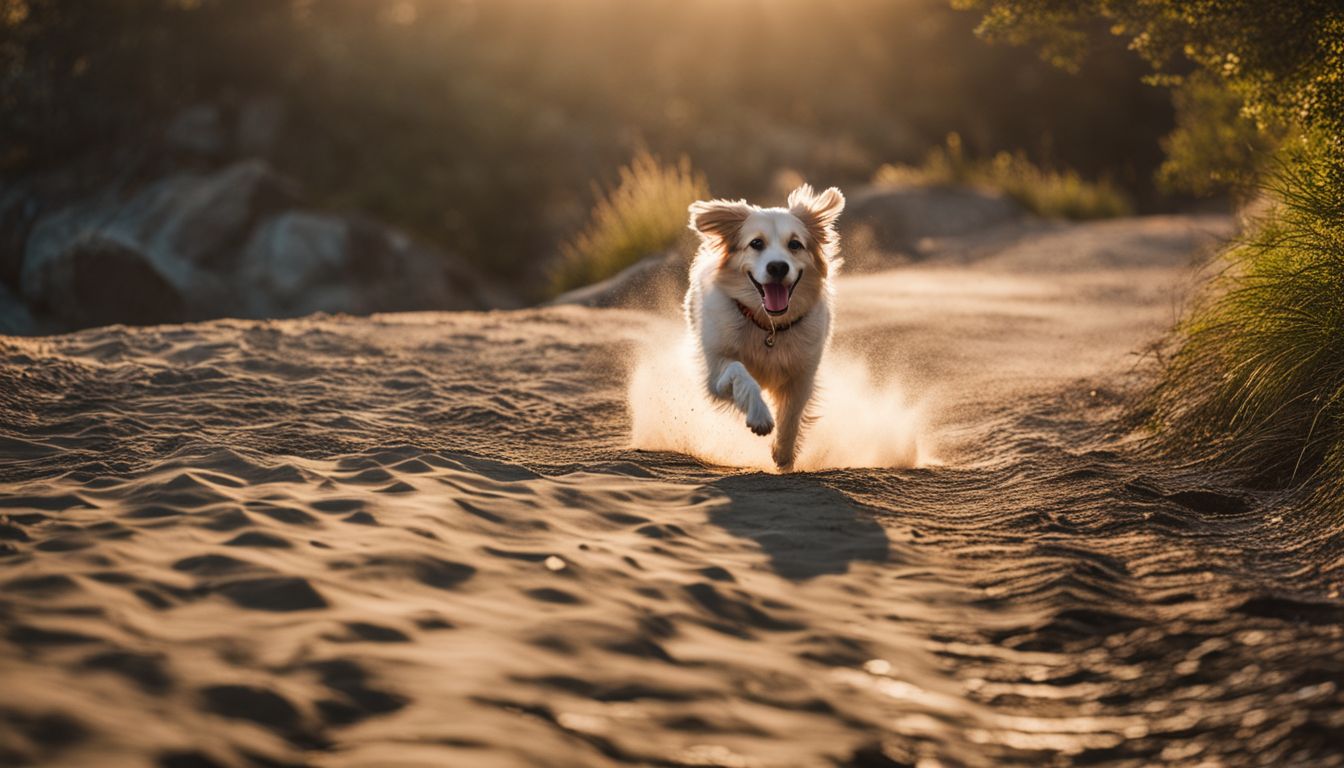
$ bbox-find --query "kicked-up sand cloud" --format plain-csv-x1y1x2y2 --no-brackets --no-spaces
627,329,931,471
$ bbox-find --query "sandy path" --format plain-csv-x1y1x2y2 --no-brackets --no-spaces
4,213,1344,768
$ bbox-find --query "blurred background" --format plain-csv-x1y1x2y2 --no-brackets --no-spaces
1,0,1229,333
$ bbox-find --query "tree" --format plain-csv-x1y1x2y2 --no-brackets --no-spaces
955,0,1344,157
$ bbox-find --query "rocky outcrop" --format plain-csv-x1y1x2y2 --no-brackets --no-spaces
238,213,482,316
548,249,688,311
21,233,184,329
164,98,286,160
10,161,498,332
841,184,1024,256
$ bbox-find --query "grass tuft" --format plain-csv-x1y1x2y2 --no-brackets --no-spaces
1146,138,1344,507
873,133,1131,220
551,152,708,295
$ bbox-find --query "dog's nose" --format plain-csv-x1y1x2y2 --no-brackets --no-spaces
766,261,789,280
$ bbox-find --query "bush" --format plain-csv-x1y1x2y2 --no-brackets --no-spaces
873,133,1131,219
550,152,708,295
1157,73,1281,199
1147,137,1344,504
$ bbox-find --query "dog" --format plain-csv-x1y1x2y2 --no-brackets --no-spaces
684,184,845,470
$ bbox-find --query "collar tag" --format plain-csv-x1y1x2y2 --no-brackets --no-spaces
734,300,803,349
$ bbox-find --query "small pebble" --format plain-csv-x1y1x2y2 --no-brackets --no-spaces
863,659,892,676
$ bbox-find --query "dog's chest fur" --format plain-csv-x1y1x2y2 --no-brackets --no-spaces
693,284,831,393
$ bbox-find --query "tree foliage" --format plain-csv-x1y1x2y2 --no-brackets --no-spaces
1,0,294,170
955,0,1344,162
1157,72,1279,198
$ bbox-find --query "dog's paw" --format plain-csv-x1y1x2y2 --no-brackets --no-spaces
771,444,796,471
746,401,774,436
748,418,774,437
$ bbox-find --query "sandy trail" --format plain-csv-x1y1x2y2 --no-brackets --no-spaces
3,213,1344,768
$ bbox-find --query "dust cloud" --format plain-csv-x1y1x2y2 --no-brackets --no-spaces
627,329,931,471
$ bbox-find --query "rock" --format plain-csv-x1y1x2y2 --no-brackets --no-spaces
22,160,294,320
236,97,285,156
164,105,227,157
124,160,298,273
18,161,500,331
239,212,494,317
0,280,37,335
841,184,1023,256
0,183,40,290
167,99,286,159
239,212,354,315
23,161,296,316
22,161,293,320
20,233,183,329
548,249,687,310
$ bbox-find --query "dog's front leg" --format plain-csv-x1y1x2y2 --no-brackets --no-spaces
769,374,815,470
711,361,774,436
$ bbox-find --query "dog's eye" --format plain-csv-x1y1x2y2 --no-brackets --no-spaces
788,240,803,251
748,238,765,251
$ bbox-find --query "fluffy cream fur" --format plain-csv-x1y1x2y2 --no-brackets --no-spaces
684,184,845,470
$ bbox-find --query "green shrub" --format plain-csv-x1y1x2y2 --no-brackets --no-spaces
550,152,707,295
1147,137,1344,504
1157,73,1281,199
873,133,1131,219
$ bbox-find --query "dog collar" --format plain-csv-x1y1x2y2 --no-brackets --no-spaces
734,300,807,348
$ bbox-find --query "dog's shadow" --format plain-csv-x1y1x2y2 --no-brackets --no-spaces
706,473,891,580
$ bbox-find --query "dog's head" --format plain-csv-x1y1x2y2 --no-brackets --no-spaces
689,184,845,318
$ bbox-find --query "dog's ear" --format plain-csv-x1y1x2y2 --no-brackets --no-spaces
688,199,751,249
787,184,845,229
788,184,846,274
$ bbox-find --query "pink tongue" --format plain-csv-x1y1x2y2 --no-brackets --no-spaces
762,282,789,313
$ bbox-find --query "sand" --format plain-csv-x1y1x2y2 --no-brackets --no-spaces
4,212,1344,768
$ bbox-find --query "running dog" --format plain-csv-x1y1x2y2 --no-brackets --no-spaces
684,184,845,470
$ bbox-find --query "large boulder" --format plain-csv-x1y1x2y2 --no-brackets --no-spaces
20,233,184,328
165,99,286,159
841,184,1024,257
238,211,352,315
116,160,298,274
18,161,499,330
22,161,295,318
548,249,687,311
164,105,228,158
237,212,495,317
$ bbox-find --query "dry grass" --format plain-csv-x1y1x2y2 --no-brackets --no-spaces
550,152,708,295
874,133,1131,220
1146,138,1344,508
